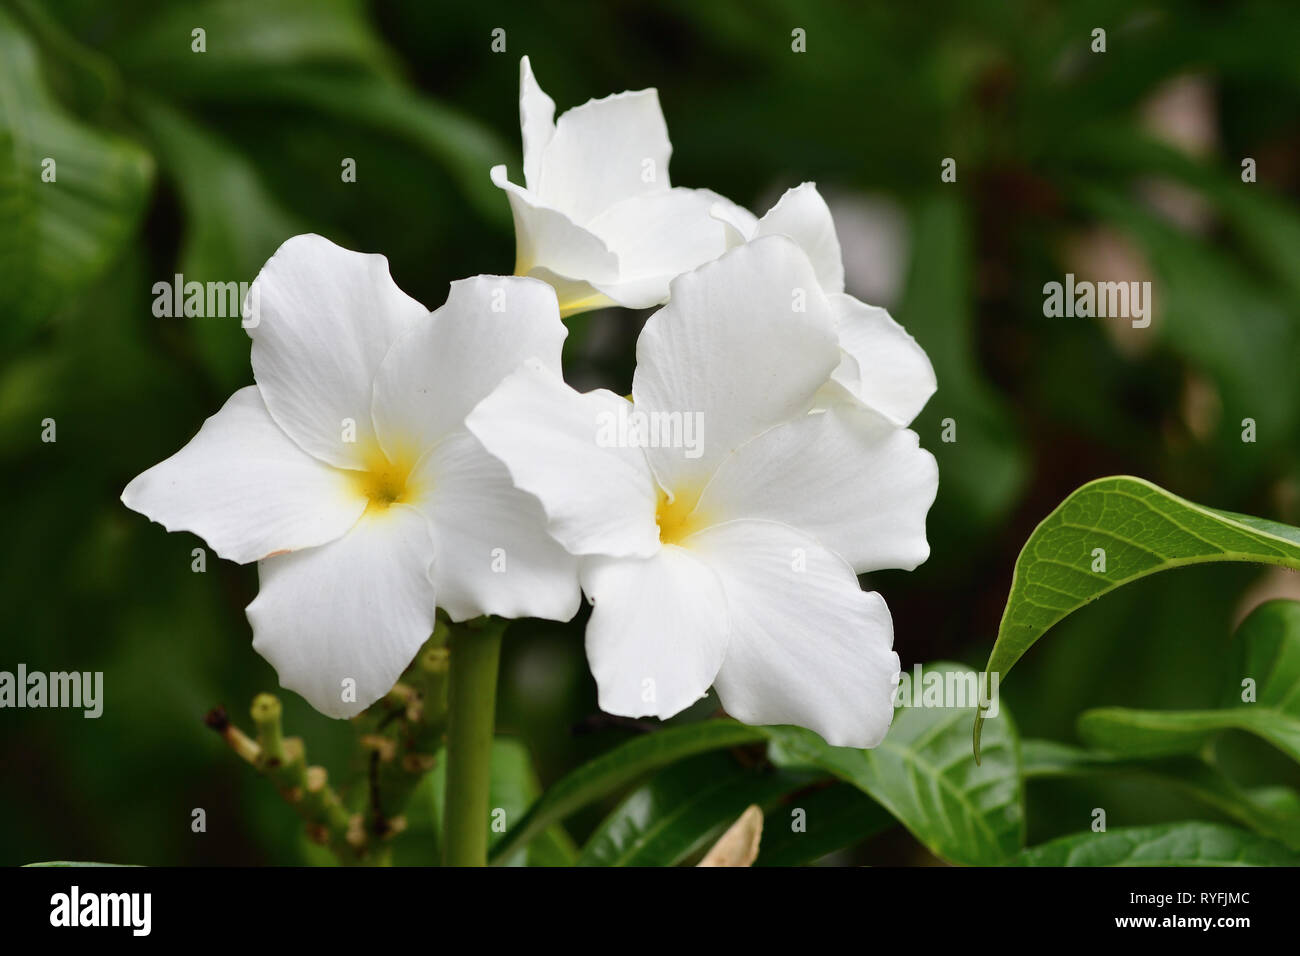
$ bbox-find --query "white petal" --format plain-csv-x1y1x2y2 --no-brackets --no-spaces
709,200,758,247
752,183,845,294
466,359,660,558
248,505,437,718
581,548,729,719
519,56,556,191
410,429,581,622
587,187,753,309
696,403,937,572
491,165,621,312
524,267,618,317
632,235,840,492
372,275,567,457
246,234,428,469
828,293,936,426
538,88,672,224
689,519,899,749
122,387,364,564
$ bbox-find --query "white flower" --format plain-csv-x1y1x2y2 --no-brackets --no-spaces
467,236,938,748
713,182,936,426
122,235,580,717
491,56,756,316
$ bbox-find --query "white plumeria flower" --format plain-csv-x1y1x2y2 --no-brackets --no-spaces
712,182,937,426
122,235,580,718
491,56,756,316
467,236,938,748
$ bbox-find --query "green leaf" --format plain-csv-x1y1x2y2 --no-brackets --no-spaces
0,8,153,345
764,662,1024,865
755,783,895,866
578,753,820,867
975,477,1300,757
485,738,578,867
1077,601,1300,766
1010,822,1300,866
1022,739,1300,851
488,720,766,865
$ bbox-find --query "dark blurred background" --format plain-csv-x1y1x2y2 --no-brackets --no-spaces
3,0,1300,864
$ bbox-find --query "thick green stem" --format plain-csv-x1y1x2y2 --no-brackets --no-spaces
442,618,505,866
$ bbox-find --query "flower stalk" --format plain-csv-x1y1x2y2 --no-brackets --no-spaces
442,616,506,866
205,696,369,865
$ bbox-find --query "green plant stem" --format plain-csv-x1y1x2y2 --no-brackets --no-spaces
443,618,505,866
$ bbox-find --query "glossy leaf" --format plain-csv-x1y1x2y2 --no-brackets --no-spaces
976,477,1300,756
579,753,819,867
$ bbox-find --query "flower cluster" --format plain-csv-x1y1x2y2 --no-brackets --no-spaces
124,57,937,748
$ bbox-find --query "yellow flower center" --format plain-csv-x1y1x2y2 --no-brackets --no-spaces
351,442,419,515
656,486,706,545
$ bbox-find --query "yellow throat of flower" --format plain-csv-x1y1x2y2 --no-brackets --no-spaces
352,442,420,515
656,486,705,545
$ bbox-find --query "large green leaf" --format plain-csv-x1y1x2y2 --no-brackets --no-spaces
0,8,152,344
975,477,1300,757
1010,822,1300,866
1077,600,1300,766
488,720,766,865
1022,739,1300,851
578,753,819,866
766,662,1024,865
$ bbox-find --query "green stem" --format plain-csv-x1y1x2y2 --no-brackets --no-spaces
442,618,505,866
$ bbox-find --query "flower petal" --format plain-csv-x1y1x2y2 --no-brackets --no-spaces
247,234,428,470
581,548,729,719
632,235,840,492
751,183,845,295
466,359,661,558
247,505,437,718
688,519,899,749
587,187,754,309
410,429,581,622
696,403,937,572
709,199,758,247
491,165,621,308
828,293,936,425
122,386,364,564
519,56,556,192
538,88,672,223
372,275,567,458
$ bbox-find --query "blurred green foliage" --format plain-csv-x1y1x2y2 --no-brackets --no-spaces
3,0,1300,865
